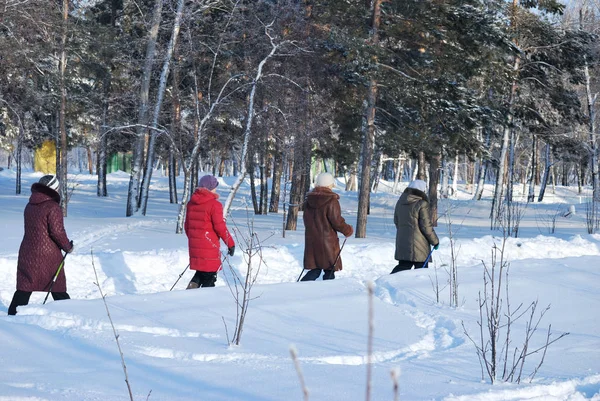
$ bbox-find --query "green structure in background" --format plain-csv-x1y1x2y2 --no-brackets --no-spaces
311,157,335,179
107,152,132,173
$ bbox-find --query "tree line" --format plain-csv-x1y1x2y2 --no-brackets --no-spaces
0,0,599,235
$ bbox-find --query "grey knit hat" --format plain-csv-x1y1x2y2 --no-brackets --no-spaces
39,175,60,191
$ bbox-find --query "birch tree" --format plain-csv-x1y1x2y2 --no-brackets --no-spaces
579,8,599,200
58,0,69,215
126,0,163,217
222,22,294,218
139,0,187,216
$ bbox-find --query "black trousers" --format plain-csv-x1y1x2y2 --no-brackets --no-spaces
8,290,70,316
188,271,217,288
390,260,427,274
300,269,335,281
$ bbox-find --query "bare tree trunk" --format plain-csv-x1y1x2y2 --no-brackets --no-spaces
346,164,357,191
218,158,225,177
302,138,311,210
538,143,552,202
97,76,110,197
466,157,475,194
250,161,260,214
140,0,185,215
169,150,178,204
552,162,558,194
87,146,93,174
584,50,598,199
475,128,490,200
440,153,449,198
190,119,199,198
269,148,283,213
492,0,521,223
77,146,83,173
429,153,440,227
58,0,69,216
16,122,23,195
97,137,107,196
578,162,584,194
452,154,459,197
506,126,517,203
356,0,382,238
126,0,163,217
260,149,268,215
285,169,302,231
371,151,383,193
392,156,403,194
527,135,537,202
417,151,427,180
169,44,182,205
176,167,191,234
285,135,306,231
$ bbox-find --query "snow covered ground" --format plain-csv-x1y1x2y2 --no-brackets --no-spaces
0,169,598,401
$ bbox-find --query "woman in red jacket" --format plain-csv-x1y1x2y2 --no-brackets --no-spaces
184,175,235,289
8,175,74,315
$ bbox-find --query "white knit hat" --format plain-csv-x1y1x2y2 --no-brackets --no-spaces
408,179,427,193
315,172,335,188
39,175,60,191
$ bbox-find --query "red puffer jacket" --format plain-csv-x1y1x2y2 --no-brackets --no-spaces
17,183,73,292
185,188,235,272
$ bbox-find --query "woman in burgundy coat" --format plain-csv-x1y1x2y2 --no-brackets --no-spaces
8,175,74,315
300,172,353,281
184,175,235,289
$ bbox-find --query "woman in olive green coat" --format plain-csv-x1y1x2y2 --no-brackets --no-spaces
391,179,439,273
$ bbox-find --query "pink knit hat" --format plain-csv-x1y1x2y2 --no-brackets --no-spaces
199,175,219,190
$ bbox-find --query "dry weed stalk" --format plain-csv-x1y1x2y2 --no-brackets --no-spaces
290,346,309,401
365,281,374,401
390,368,400,401
221,210,273,345
461,238,569,384
90,250,137,401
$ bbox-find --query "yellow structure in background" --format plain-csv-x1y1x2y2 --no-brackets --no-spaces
34,140,56,174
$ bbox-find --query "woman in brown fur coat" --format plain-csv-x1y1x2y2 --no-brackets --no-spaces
300,172,353,281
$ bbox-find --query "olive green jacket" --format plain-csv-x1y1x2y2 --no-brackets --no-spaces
394,187,439,262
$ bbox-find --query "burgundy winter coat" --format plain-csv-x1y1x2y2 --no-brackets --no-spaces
185,188,235,273
303,187,353,271
17,183,73,292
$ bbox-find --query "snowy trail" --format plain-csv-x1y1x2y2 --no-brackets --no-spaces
1,171,599,400
72,218,174,251
443,374,600,401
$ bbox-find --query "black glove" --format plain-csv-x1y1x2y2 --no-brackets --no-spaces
228,246,235,256
67,240,74,253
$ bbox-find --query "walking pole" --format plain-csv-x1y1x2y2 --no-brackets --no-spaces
296,267,305,282
297,238,347,282
422,246,435,269
43,252,68,305
330,237,347,270
170,264,191,291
